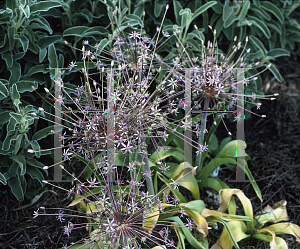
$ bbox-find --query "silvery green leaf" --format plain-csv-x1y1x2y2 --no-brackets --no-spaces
0,80,9,100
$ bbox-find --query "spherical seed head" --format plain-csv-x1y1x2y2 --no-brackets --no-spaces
31,85,35,90
262,115,266,118
43,166,49,169
44,88,49,93
39,107,44,112
28,149,34,153
166,4,169,10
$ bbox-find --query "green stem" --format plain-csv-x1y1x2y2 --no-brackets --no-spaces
196,98,209,175
141,138,155,196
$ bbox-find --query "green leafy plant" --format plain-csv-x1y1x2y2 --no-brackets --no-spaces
203,190,300,249
0,80,51,200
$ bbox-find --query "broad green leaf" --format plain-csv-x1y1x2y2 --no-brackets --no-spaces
37,35,62,49
26,65,48,76
15,81,38,93
48,44,58,68
73,9,94,23
8,175,24,201
0,172,7,185
69,187,103,206
249,35,267,56
164,216,207,249
2,51,13,68
180,8,193,28
63,26,90,37
39,47,47,63
244,49,264,60
10,84,20,102
267,222,300,243
13,134,23,155
150,146,184,163
261,1,284,23
186,38,202,51
267,48,290,59
173,0,183,25
267,20,282,35
280,23,286,47
10,155,26,175
268,64,282,82
27,140,41,158
210,219,248,249
249,4,271,20
0,80,9,100
248,15,271,38
223,1,235,27
157,173,187,203
26,166,45,185
191,1,217,22
133,5,144,17
8,162,19,176
154,1,164,18
58,53,64,68
19,4,30,18
183,200,205,214
211,1,222,14
181,206,209,238
32,125,54,141
201,209,252,222
199,157,237,178
239,0,250,20
223,23,235,40
82,26,108,37
215,140,248,159
8,27,15,51
255,200,288,226
253,233,288,249
0,110,11,126
208,134,218,154
170,162,200,200
7,116,19,133
27,158,47,174
29,17,53,34
30,1,66,13
19,35,29,52
215,17,223,37
9,62,21,84
172,224,185,249
123,14,143,27
94,38,109,55
2,130,15,151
